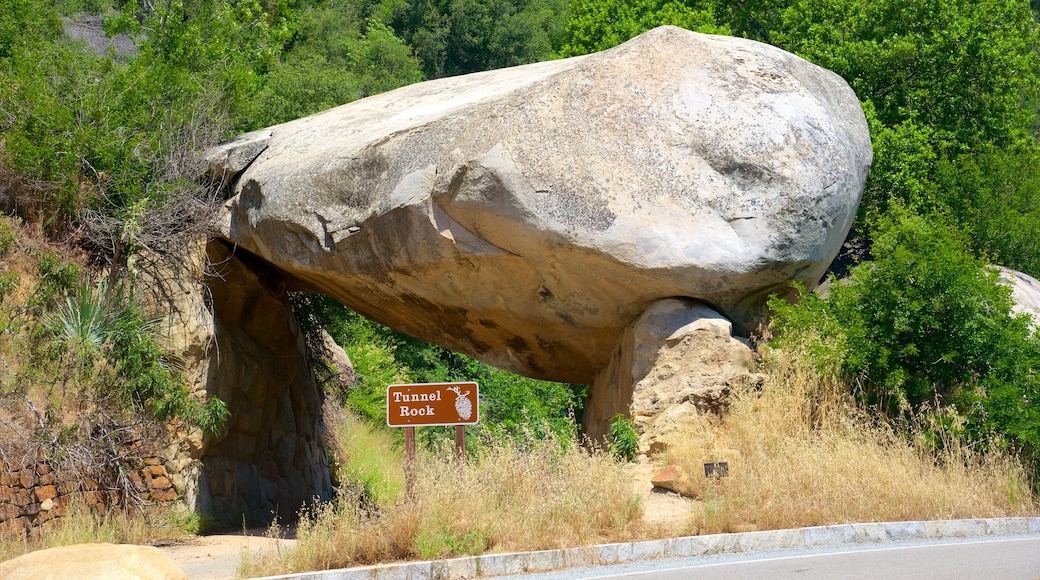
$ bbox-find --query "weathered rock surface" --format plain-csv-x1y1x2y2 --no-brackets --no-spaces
137,240,332,524
210,25,872,384
584,298,761,447
319,328,357,389
0,543,187,580
650,464,695,498
999,267,1040,329
199,242,332,522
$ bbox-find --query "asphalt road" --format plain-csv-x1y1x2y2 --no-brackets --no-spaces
497,536,1040,580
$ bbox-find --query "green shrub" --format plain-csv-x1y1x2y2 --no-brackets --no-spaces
30,251,79,307
0,271,18,304
0,218,15,257
770,204,1040,458
106,305,228,434
36,274,229,435
933,144,1040,279
607,414,639,462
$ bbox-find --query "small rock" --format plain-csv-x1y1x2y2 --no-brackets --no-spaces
34,485,57,502
143,465,167,478
150,488,178,502
651,464,695,498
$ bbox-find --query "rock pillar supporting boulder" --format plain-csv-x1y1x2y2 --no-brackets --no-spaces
584,299,760,455
198,242,332,524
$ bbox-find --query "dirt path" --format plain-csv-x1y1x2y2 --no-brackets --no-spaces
629,457,696,535
158,529,296,580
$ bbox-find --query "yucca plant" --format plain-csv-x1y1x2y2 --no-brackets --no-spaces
44,275,130,353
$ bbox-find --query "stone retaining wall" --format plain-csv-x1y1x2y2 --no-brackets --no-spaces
0,449,182,535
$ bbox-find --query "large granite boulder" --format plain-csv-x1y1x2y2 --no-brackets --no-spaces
210,25,871,384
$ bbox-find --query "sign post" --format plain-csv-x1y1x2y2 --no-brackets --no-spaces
386,382,479,497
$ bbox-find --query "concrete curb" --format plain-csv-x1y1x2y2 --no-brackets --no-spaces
253,517,1040,579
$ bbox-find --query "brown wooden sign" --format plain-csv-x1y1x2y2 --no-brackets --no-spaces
386,382,479,427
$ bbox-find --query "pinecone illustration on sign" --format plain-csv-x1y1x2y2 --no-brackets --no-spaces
448,385,473,420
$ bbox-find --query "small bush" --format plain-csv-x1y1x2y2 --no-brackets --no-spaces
29,250,79,308
0,271,18,304
106,305,228,434
607,414,639,462
34,274,229,436
0,217,15,257
770,203,1040,459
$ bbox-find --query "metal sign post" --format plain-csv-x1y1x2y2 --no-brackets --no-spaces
386,382,480,498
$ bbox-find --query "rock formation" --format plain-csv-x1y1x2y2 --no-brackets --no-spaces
175,24,872,509
583,299,764,446
209,26,872,390
0,544,187,580
138,241,332,525
999,267,1040,329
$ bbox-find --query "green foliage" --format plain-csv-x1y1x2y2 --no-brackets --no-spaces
32,272,230,435
0,0,294,231
933,144,1040,279
290,292,585,443
30,251,80,308
247,6,423,129
562,0,726,57
0,271,17,304
775,0,1040,150
476,366,584,442
105,305,228,434
415,525,490,559
0,0,63,58
0,217,14,257
606,414,638,462
43,275,128,353
770,204,1040,457
334,411,405,507
389,0,568,78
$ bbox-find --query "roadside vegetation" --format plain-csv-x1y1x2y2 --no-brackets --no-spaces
0,500,193,563
673,346,1036,534
239,410,639,576
2,0,1040,573
238,340,1035,576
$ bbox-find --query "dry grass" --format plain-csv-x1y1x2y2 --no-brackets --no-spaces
667,346,1038,533
239,433,642,577
0,502,190,563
